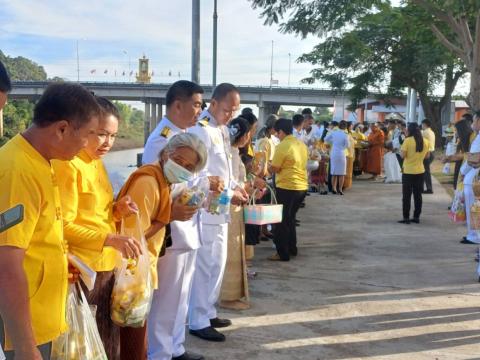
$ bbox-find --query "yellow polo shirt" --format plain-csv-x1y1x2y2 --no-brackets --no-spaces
272,135,308,191
52,150,118,272
422,128,436,152
0,135,68,348
401,137,430,174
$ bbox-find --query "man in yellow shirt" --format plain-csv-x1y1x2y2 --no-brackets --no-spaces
421,119,436,194
0,82,100,359
268,118,308,261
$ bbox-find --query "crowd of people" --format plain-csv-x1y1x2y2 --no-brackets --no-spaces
0,53,464,360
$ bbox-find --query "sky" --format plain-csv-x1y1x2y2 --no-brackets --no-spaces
0,0,324,87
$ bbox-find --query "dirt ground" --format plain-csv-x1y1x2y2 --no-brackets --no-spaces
185,177,480,360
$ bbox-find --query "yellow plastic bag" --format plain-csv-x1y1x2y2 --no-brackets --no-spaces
110,213,153,328
50,283,107,360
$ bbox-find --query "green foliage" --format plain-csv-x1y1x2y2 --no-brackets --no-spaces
0,50,47,81
111,101,145,150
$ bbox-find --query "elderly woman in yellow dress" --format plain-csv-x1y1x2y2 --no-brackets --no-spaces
116,133,207,360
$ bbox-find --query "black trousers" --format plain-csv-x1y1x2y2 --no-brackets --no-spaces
396,153,403,168
402,173,424,220
273,188,306,261
453,160,462,190
423,153,435,192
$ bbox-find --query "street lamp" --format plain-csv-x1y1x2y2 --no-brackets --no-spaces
76,38,87,83
288,53,291,86
122,50,131,82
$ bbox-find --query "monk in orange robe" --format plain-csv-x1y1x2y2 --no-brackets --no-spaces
366,123,385,178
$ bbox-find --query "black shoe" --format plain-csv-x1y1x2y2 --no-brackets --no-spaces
410,218,420,224
299,203,305,208
332,191,337,194
460,238,479,245
210,317,232,328
173,352,205,360
306,192,311,196
423,190,433,194
320,191,328,195
338,191,344,195
398,219,410,224
189,327,226,342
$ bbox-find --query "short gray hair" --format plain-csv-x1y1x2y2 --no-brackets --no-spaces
162,133,207,172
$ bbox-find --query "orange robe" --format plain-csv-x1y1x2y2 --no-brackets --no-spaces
366,130,385,176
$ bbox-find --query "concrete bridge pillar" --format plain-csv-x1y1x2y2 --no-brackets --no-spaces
156,99,164,127
144,100,152,145
258,101,280,128
151,99,157,132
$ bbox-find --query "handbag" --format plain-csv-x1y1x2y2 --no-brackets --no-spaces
244,185,283,225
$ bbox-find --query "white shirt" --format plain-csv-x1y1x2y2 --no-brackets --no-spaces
142,117,183,165
0,345,4,360
141,116,201,250
325,129,349,156
188,109,234,224
293,128,306,142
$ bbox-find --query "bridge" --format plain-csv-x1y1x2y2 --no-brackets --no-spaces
9,81,351,139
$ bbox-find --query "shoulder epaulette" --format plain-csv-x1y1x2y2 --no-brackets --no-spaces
160,126,171,138
198,117,210,127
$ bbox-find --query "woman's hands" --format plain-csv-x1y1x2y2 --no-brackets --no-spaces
113,196,138,220
170,197,198,222
105,234,142,259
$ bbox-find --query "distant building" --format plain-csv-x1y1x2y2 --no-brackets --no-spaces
136,55,151,84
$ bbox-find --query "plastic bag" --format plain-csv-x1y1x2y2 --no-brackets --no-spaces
442,163,451,175
111,213,153,327
448,190,466,223
50,283,107,360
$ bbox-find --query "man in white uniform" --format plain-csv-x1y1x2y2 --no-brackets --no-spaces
143,80,207,360
462,113,480,245
292,114,306,142
188,83,247,342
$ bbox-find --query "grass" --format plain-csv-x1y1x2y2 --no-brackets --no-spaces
431,150,454,198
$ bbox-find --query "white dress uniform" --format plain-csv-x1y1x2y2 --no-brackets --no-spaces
325,129,349,175
293,128,306,143
0,345,5,360
187,109,234,331
462,133,480,244
142,117,202,360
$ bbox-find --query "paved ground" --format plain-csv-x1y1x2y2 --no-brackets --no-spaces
186,178,480,360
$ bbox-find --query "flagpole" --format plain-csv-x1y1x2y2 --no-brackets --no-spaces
270,40,274,89
76,40,80,83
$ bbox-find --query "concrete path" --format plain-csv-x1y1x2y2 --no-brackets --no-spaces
186,178,480,359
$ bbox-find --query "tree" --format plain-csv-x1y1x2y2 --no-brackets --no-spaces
249,0,466,143
410,0,480,110
0,50,47,81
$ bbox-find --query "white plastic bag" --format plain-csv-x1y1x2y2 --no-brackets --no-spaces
50,283,107,360
110,213,153,328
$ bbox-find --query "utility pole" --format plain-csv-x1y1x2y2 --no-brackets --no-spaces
76,40,80,82
191,0,200,84
288,52,291,86
270,40,274,89
212,0,218,86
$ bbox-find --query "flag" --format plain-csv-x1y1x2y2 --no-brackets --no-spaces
178,71,181,77
168,70,172,76
130,70,134,76
114,70,117,76
122,71,126,76
90,69,96,74
271,79,279,85
151,71,154,76
104,69,108,74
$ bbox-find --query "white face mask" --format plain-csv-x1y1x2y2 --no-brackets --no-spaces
163,158,194,184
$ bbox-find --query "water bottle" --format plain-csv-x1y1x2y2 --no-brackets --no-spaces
218,189,232,216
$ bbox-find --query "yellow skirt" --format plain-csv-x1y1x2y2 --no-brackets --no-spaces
220,205,249,302
344,156,354,189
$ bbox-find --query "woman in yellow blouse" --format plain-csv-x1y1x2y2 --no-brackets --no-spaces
53,97,139,360
116,133,207,360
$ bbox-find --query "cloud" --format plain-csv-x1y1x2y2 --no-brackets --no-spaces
0,0,322,86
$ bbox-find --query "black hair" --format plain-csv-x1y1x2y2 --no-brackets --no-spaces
331,121,339,127
422,119,432,128
211,83,239,101
201,100,207,110
0,60,11,93
407,122,424,152
265,114,278,130
95,96,121,121
292,114,304,127
166,80,204,108
241,107,253,115
321,127,329,141
240,111,257,126
323,121,329,127
455,119,473,153
33,82,101,128
228,116,251,146
301,108,313,115
339,120,348,130
385,141,394,151
274,118,293,135
462,113,473,123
